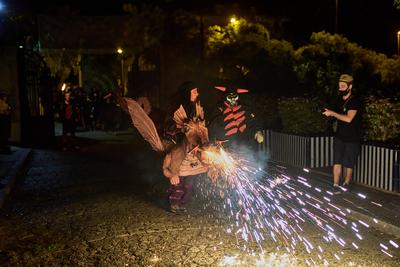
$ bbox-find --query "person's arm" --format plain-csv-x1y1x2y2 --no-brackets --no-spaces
323,109,357,123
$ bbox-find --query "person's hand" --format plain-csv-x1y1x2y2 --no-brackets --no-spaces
254,131,264,144
215,140,228,147
170,175,180,185
322,108,335,117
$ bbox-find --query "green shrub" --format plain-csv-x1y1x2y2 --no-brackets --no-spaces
278,97,328,135
363,96,400,142
250,95,280,130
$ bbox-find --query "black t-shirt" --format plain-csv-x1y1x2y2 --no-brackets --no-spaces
334,95,362,142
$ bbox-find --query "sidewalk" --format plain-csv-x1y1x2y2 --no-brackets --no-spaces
0,146,32,210
308,166,400,238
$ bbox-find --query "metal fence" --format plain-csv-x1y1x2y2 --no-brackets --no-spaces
263,130,400,192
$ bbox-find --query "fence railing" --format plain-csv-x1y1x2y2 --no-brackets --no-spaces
262,130,400,192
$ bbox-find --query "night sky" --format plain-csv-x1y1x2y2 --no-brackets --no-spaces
2,0,400,55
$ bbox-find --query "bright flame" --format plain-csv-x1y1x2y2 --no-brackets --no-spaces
61,83,66,91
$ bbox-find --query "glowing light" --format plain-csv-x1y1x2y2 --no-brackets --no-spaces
117,48,123,54
380,243,389,250
221,255,237,265
358,220,369,228
199,146,397,265
230,17,237,24
389,240,399,248
61,83,67,91
357,193,367,199
381,249,393,258
371,201,383,207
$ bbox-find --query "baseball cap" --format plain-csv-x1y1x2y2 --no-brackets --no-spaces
339,74,353,84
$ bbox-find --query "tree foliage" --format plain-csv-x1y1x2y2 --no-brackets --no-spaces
278,97,328,135
206,18,298,95
293,31,400,98
395,0,400,10
41,50,80,87
363,96,400,142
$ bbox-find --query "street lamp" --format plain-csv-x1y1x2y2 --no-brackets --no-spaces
397,31,400,56
117,48,124,92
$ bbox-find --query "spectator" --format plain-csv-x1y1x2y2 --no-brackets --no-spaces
60,90,79,151
323,74,362,193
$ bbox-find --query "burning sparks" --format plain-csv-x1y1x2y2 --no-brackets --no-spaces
219,253,297,266
199,146,399,265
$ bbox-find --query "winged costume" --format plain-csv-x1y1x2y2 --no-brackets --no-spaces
122,85,212,212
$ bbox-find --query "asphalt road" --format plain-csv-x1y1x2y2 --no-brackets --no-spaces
0,132,399,266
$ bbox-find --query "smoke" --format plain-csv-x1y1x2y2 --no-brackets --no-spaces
223,140,270,173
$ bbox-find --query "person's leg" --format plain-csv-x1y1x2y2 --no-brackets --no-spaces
333,138,345,186
343,167,353,184
333,164,342,186
342,142,360,186
168,182,184,211
180,176,194,208
61,121,69,150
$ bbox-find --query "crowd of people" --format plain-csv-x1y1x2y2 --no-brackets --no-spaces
57,85,127,134
56,85,128,150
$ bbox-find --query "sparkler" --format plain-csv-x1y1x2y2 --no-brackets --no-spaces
199,145,399,265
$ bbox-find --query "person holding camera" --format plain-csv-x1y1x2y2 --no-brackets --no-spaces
323,74,362,193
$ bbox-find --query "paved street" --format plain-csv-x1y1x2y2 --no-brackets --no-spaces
0,132,399,266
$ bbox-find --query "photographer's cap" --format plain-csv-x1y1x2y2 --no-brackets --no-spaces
339,74,353,84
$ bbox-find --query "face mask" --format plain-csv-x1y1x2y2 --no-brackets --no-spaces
226,93,239,106
338,88,350,96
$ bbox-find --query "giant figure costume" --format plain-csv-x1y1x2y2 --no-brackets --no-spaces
209,85,263,148
121,84,214,213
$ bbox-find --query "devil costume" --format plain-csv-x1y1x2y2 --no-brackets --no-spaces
209,85,262,149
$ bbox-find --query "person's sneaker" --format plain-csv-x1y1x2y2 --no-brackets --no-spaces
332,184,341,194
169,205,180,213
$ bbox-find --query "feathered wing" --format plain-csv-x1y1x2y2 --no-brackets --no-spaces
195,102,204,120
173,105,187,129
124,97,164,152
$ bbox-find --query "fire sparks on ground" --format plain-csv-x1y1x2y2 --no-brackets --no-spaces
199,146,399,265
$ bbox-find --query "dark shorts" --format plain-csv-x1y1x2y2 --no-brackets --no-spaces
333,138,360,168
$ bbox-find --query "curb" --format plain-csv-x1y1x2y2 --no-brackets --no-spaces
308,168,400,239
0,148,32,211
